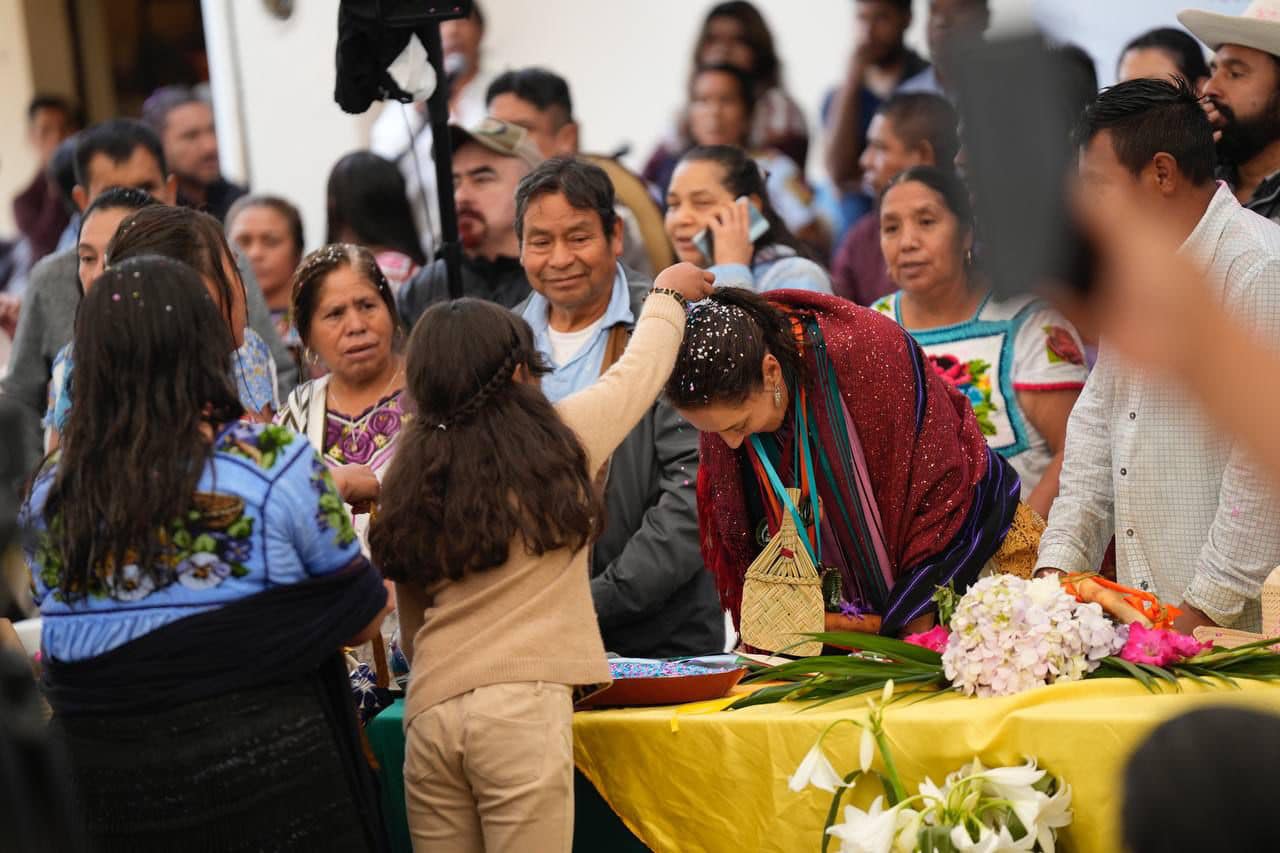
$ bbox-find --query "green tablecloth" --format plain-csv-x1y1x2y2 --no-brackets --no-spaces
366,699,648,852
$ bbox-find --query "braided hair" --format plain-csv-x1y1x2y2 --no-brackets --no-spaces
369,298,604,585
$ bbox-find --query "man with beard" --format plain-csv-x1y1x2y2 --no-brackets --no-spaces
1181,3,1280,222
141,86,246,223
396,117,542,326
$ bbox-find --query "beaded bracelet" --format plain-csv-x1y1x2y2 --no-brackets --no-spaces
648,287,688,308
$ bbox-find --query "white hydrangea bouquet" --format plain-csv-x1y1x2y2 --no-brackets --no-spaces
729,573,1280,711
789,681,1073,853
941,575,1125,697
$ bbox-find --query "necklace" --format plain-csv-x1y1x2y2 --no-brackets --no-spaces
327,365,404,418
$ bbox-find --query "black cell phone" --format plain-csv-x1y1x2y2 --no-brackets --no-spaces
949,30,1097,298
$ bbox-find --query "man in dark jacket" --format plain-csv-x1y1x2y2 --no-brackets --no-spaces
513,157,723,658
397,117,542,326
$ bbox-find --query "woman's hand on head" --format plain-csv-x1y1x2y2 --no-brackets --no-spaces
709,198,756,267
654,262,716,304
332,463,380,513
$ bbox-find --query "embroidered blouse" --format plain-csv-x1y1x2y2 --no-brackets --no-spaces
274,376,410,551
22,422,362,662
872,291,1089,495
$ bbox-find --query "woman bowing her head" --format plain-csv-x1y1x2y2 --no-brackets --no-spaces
666,285,1025,642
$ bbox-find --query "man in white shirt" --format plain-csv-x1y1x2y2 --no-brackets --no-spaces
1037,77,1280,634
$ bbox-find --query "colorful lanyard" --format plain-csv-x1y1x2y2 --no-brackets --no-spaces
749,382,822,566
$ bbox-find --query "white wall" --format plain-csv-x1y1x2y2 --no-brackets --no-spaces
201,0,376,253
1034,0,1249,87
0,0,77,236
0,0,37,237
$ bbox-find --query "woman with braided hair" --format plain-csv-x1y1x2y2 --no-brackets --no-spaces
369,262,713,853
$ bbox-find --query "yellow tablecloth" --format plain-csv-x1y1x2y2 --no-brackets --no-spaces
573,678,1280,852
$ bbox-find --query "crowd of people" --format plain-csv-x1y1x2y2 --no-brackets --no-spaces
5,0,1280,850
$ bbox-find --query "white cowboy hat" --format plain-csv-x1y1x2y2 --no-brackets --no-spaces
1179,0,1280,55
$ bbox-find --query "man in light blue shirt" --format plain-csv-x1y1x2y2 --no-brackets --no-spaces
513,157,724,659
521,261,633,404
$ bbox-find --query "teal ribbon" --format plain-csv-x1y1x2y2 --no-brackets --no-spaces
750,390,822,566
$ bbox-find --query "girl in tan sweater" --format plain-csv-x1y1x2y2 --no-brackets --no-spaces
370,264,713,852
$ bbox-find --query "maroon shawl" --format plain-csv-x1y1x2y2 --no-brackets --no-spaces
697,290,994,625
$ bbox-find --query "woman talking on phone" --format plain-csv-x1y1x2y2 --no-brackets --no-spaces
664,144,832,295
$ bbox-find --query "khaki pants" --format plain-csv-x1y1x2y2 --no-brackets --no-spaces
404,682,574,853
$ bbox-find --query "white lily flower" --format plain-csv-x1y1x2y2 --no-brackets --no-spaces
1034,783,1073,853
950,823,1031,853
978,759,1049,841
1003,790,1049,848
917,775,949,808
891,807,923,853
981,759,1045,791
827,797,900,853
789,742,844,793
859,725,875,773
950,823,1000,853
882,679,895,704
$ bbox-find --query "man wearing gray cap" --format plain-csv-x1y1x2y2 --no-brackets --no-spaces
397,117,543,326
1181,1,1280,222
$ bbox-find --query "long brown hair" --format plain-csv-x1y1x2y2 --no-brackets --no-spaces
369,299,604,586
43,257,242,600
107,205,245,337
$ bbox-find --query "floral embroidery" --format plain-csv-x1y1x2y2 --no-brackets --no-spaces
929,354,999,437
221,423,296,470
37,491,253,603
311,457,357,547
323,392,408,466
112,562,156,601
1044,325,1085,366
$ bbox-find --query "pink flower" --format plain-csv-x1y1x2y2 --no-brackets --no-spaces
1120,624,1174,666
927,355,973,389
1163,631,1210,660
1120,625,1209,666
905,625,951,654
